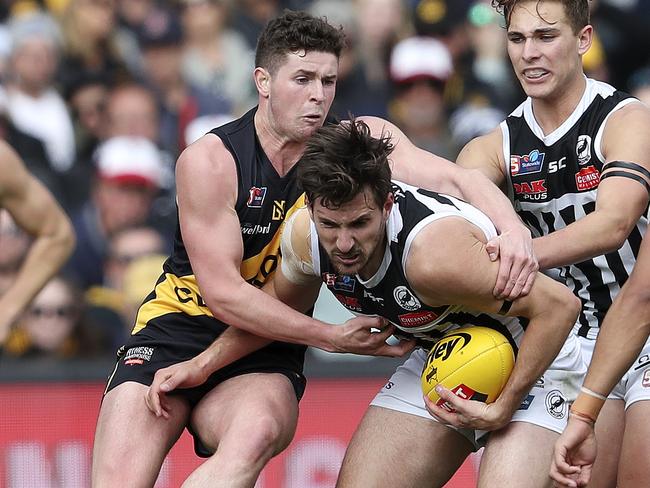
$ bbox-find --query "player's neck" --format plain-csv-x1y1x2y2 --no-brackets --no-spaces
254,111,308,177
530,75,587,136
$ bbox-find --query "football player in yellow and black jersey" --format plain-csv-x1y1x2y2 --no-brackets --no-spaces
92,10,544,488
458,1,650,486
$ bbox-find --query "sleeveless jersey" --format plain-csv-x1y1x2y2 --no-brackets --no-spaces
133,107,307,335
501,78,647,339
311,182,527,350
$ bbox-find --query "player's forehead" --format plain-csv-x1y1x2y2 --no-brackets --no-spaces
313,192,379,222
276,50,338,78
508,0,570,34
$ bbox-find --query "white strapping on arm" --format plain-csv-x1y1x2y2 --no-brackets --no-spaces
280,212,319,284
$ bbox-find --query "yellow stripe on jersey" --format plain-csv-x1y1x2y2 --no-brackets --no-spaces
132,273,213,334
240,194,307,287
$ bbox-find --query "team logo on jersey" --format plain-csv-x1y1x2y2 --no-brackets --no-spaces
642,369,650,388
545,390,568,419
511,149,545,176
513,179,547,200
334,293,362,311
397,311,438,328
575,166,600,191
576,135,592,165
272,200,285,220
333,275,356,293
247,186,267,207
323,273,336,287
393,286,421,311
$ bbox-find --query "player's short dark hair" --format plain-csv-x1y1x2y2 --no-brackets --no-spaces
298,118,394,210
492,0,590,34
255,9,345,75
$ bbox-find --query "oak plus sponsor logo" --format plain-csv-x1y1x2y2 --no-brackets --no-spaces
575,166,600,191
513,179,547,201
511,149,545,176
334,293,362,312
545,389,568,419
240,222,271,235
246,186,267,207
576,135,592,165
397,311,438,328
393,286,421,311
123,346,155,365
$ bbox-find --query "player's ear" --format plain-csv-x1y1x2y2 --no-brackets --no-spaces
254,67,271,98
383,193,394,220
577,25,593,56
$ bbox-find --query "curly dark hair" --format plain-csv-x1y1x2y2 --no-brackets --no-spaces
255,10,345,75
298,118,394,210
492,0,590,34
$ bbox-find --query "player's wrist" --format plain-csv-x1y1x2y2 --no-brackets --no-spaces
570,387,606,424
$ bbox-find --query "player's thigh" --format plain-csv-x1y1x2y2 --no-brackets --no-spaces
479,422,558,488
617,400,650,488
190,372,299,455
336,406,473,488
93,381,190,488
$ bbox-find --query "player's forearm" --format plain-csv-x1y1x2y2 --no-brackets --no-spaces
534,210,637,270
583,286,650,399
0,220,75,323
498,301,579,415
205,279,336,351
194,327,272,376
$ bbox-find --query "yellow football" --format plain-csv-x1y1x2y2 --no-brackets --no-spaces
421,326,515,410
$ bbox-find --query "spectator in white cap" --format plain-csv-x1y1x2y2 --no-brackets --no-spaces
64,136,167,289
388,36,458,159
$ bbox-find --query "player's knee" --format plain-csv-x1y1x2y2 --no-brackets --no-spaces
235,412,296,463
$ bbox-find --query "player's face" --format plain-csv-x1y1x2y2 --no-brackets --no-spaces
506,1,591,102
311,189,393,279
266,50,338,142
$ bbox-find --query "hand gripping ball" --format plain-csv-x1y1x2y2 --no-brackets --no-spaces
421,326,515,411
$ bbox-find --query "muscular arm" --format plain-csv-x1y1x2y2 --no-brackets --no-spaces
0,142,75,341
378,118,538,299
408,217,579,428
534,103,650,269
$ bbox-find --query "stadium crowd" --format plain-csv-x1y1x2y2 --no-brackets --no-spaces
0,0,649,363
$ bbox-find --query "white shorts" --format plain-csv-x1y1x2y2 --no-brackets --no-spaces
371,334,585,446
579,335,650,408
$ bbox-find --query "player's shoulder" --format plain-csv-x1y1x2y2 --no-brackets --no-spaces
176,132,236,179
607,99,650,128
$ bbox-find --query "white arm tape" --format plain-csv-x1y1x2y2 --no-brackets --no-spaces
280,213,319,284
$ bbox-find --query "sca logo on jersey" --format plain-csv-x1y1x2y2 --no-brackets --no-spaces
393,286,421,311
511,149,545,176
247,186,267,208
333,275,355,293
576,135,592,165
430,332,472,361
513,179,547,200
575,166,600,191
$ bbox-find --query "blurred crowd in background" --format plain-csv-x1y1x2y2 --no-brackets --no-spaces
2,0,650,362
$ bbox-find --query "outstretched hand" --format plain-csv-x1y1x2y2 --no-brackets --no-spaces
550,416,597,488
334,316,416,357
486,225,538,300
145,359,209,418
423,385,511,431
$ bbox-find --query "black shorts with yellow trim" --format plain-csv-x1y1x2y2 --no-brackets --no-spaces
104,312,307,457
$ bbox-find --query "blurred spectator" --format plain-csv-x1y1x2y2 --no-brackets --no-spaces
85,225,167,348
179,0,256,114
137,5,231,155
65,136,167,289
449,103,504,150
628,66,650,106
5,12,75,172
388,36,457,158
4,274,109,359
57,0,131,98
105,82,159,141
230,0,283,50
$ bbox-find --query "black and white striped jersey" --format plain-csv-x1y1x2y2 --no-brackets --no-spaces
311,181,527,351
501,77,647,339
